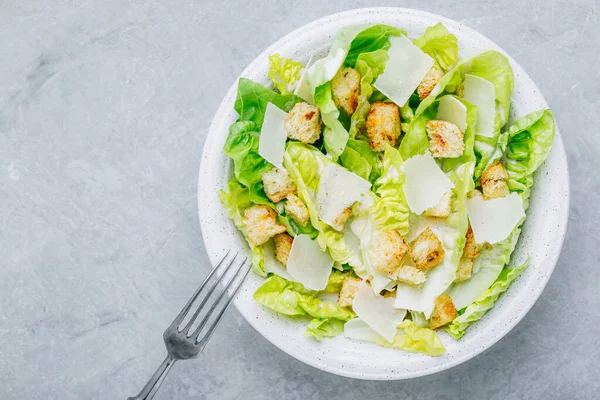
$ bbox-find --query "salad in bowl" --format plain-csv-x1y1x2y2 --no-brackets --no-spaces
218,22,555,357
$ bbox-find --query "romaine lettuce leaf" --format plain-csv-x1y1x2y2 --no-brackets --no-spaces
344,318,445,356
371,145,410,236
314,82,349,159
234,78,302,128
268,54,304,95
254,275,355,320
504,109,555,207
414,23,459,72
344,24,405,67
304,318,345,340
447,259,529,339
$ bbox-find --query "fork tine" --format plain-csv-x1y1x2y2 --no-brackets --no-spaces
169,250,232,328
194,262,251,347
188,258,249,341
180,253,241,333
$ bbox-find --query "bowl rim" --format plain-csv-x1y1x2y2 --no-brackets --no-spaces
197,7,570,380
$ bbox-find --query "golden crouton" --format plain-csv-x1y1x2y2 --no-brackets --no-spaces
243,205,287,246
417,68,444,100
410,227,445,271
331,67,360,116
338,276,362,308
366,101,401,152
453,257,473,283
368,230,410,275
393,265,426,286
262,168,296,203
284,194,309,227
423,190,453,218
430,294,457,329
273,233,293,266
330,207,352,232
481,161,510,200
284,102,322,144
426,120,465,158
463,226,480,258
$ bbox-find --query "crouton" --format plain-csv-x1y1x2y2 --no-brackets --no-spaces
426,120,465,158
454,257,473,283
331,67,360,115
430,294,457,329
366,101,401,152
330,207,352,232
410,227,445,271
481,161,510,199
243,205,287,246
368,230,410,275
463,226,479,258
338,276,362,308
392,265,427,286
284,102,322,144
262,168,296,203
424,190,453,218
284,194,309,227
417,68,444,100
273,233,293,266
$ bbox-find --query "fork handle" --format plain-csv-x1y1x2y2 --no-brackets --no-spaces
128,355,176,400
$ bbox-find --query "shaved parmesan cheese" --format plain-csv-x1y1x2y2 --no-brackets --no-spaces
293,56,314,103
352,281,407,342
436,96,467,132
344,318,383,342
286,234,333,290
402,154,455,215
373,35,434,107
466,192,525,244
263,240,295,281
258,103,288,169
462,74,496,138
317,163,371,228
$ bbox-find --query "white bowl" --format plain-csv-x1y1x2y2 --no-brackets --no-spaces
197,8,569,380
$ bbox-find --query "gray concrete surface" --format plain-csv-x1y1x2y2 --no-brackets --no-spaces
1,1,598,399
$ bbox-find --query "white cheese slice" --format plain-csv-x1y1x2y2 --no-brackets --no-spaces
258,102,288,169
263,240,295,281
436,95,467,132
402,154,455,215
373,35,434,107
293,56,314,104
286,234,333,290
352,281,407,342
316,163,371,228
344,318,383,342
462,74,496,138
466,192,525,244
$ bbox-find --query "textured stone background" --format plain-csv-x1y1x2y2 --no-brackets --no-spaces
1,1,597,399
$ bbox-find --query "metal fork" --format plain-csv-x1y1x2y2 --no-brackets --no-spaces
128,251,250,400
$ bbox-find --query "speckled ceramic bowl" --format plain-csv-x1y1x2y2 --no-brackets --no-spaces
197,8,569,380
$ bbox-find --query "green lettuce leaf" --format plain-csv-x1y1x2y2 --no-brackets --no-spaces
314,82,348,159
381,320,445,356
349,49,389,140
340,138,382,183
234,78,302,128
371,145,410,236
504,109,555,207
447,259,529,339
254,275,355,320
304,318,345,340
323,270,353,293
414,23,459,72
268,54,304,95
344,24,405,67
